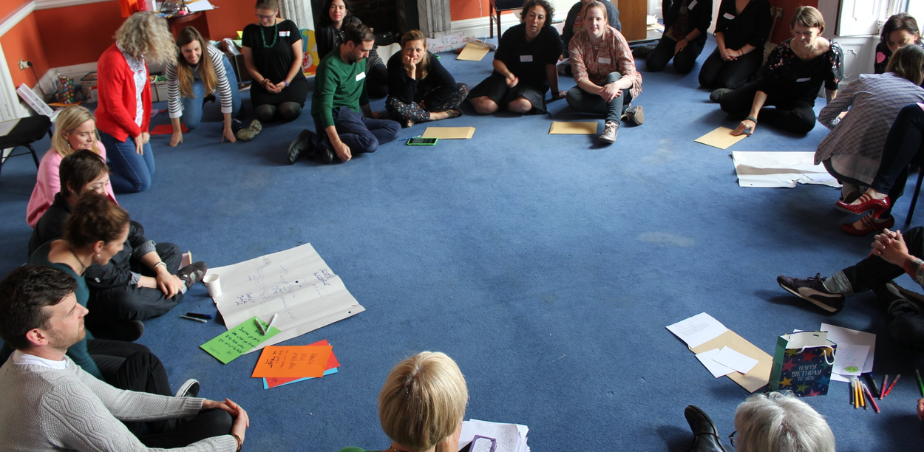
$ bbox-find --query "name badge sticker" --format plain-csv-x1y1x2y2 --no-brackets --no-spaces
723,13,735,20
688,0,697,8
520,55,534,63
598,57,611,64
795,77,811,82
279,31,290,37
356,72,366,81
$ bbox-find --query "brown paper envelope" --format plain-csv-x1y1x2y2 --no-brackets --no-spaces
421,127,476,139
694,127,748,150
691,330,772,393
457,43,491,61
549,121,598,135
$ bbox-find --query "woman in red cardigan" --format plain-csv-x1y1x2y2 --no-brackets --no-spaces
96,12,175,193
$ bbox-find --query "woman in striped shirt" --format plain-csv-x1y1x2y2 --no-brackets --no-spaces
165,26,241,147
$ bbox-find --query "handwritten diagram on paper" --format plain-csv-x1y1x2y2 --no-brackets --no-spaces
210,243,365,352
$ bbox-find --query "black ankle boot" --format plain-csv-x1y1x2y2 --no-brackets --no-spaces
684,405,727,452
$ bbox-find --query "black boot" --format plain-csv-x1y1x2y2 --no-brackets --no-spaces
287,129,315,164
684,405,727,452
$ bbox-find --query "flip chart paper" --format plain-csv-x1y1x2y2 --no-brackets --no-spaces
821,323,876,373
421,127,475,139
666,312,728,349
732,151,840,188
549,121,597,135
694,127,747,150
712,346,759,374
457,43,491,61
210,243,365,352
251,345,332,378
200,316,281,364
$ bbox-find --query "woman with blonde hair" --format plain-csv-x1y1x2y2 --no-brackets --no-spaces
96,12,175,193
165,26,241,146
26,105,117,228
386,30,469,128
339,351,469,452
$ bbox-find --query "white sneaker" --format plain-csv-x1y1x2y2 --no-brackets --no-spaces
175,378,200,398
600,121,618,143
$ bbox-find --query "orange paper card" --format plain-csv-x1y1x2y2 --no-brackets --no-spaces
151,124,187,135
251,345,332,378
264,339,340,388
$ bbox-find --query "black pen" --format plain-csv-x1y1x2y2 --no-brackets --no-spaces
185,312,213,319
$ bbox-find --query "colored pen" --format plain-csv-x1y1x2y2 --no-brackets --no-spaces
885,374,901,396
186,312,213,319
255,318,266,335
866,373,881,398
849,377,854,407
917,369,924,397
881,374,889,400
860,379,867,409
863,383,880,414
180,315,207,323
854,378,860,409
266,313,278,332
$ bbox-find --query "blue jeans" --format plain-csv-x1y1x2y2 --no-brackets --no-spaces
101,131,155,193
566,72,634,123
181,55,241,130
313,107,401,155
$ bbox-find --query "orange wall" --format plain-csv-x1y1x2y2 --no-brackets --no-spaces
0,0,31,25
771,0,819,44
1,13,49,87
206,0,258,41
34,1,124,68
451,0,491,21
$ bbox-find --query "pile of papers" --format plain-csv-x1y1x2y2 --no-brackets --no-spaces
820,324,875,383
459,419,529,452
257,339,340,389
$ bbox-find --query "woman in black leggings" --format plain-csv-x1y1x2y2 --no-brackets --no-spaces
720,6,842,136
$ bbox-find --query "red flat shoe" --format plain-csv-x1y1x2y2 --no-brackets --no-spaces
841,215,895,237
835,193,890,216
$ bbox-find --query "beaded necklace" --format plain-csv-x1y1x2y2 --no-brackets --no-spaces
261,21,278,48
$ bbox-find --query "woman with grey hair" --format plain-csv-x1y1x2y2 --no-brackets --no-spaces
683,392,834,452
96,12,175,193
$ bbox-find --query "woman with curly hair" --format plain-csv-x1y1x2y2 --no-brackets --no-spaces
468,0,565,115
96,12,175,193
874,13,921,75
165,26,241,147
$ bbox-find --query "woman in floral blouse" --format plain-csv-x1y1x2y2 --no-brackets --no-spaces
566,1,643,144
719,6,843,136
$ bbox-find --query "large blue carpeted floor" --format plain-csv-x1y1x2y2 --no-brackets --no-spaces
1,36,923,451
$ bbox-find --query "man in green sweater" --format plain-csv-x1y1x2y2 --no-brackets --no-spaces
287,23,400,164
0,265,250,451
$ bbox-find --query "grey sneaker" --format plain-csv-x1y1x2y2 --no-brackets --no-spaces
777,274,845,313
236,119,262,141
600,121,618,144
710,88,732,103
175,378,200,398
178,262,207,288
623,105,644,126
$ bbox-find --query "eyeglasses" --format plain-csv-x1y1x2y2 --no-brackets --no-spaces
256,13,276,20
729,431,737,448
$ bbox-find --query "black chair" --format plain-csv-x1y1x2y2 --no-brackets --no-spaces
490,0,526,38
0,115,52,180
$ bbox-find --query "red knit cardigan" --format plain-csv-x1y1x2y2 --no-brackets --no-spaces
95,43,151,142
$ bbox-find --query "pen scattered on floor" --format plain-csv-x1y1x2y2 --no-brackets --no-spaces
881,374,889,400
863,382,880,414
916,369,924,397
886,374,901,396
186,312,213,319
256,318,266,335
266,313,278,332
180,315,207,323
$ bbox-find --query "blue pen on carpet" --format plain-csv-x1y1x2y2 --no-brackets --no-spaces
180,315,207,323
186,312,213,319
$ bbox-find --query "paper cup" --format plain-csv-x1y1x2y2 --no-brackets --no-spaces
203,273,222,298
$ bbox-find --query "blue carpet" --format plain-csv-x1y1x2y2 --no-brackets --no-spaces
1,36,923,450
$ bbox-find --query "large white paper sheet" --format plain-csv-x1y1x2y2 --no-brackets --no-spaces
666,313,728,349
712,346,759,374
210,243,365,352
732,151,841,188
695,348,735,378
458,419,529,452
821,323,875,373
185,0,215,12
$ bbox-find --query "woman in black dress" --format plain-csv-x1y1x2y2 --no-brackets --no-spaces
698,0,772,91
315,0,388,99
241,0,308,122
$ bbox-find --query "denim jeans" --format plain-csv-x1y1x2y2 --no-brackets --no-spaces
566,72,634,123
313,107,401,155
181,54,241,130
100,131,155,193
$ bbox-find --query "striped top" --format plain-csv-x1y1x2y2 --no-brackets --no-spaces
814,72,924,164
165,45,233,119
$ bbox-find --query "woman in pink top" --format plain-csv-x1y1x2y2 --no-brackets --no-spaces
26,106,117,228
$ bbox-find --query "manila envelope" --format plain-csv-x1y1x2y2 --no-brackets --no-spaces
549,121,598,135
695,127,748,150
691,330,772,393
457,43,491,61
422,127,475,139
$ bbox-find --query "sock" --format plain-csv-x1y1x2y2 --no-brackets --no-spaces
823,270,853,295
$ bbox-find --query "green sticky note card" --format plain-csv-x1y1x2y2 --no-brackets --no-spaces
237,30,243,38
200,316,281,364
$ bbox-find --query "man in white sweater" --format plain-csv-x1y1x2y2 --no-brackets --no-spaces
0,265,249,451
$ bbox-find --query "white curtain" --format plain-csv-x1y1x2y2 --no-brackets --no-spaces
279,0,314,30
418,0,451,36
